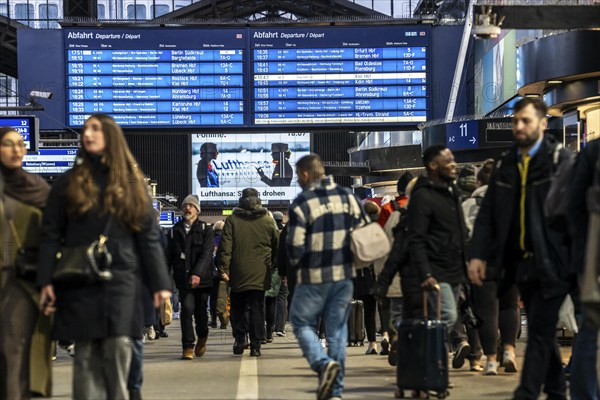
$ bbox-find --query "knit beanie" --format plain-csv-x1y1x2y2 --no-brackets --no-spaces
182,194,201,213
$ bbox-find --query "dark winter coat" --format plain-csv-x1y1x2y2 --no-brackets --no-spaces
568,138,600,275
169,218,214,290
471,136,573,298
37,160,172,341
408,176,468,285
216,197,279,293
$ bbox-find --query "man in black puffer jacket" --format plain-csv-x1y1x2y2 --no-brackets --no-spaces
168,194,214,360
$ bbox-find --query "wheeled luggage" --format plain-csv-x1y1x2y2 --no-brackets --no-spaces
396,287,449,399
347,300,366,346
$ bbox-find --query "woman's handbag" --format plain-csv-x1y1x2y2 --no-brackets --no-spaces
350,211,391,269
51,217,114,287
8,219,39,282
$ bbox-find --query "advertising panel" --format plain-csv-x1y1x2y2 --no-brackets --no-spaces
191,133,310,202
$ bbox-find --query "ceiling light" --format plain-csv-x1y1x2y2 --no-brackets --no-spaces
548,80,563,84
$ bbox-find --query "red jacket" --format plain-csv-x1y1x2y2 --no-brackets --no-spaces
378,196,408,227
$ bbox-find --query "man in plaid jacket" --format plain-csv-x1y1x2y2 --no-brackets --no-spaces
287,154,364,400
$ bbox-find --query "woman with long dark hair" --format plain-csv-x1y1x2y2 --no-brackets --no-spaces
0,127,52,399
37,114,171,399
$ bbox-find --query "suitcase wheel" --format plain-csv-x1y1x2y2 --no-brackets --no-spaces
394,388,404,398
436,391,449,399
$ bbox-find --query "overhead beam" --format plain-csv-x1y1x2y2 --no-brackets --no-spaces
154,0,386,21
475,5,600,29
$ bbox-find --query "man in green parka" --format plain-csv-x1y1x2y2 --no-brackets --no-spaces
217,188,279,357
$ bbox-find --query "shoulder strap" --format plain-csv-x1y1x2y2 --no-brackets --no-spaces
552,143,563,167
98,215,113,246
8,219,23,250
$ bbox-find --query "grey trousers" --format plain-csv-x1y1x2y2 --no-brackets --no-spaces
73,336,132,400
0,269,38,400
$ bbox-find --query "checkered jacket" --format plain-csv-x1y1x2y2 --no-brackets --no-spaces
286,176,364,284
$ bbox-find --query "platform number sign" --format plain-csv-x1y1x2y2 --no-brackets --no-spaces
446,120,479,151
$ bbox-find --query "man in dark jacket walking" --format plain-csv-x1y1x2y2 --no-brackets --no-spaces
168,194,214,360
408,145,469,359
568,137,600,400
217,188,279,357
469,98,573,400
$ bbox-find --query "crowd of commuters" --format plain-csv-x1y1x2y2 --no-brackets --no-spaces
0,98,599,400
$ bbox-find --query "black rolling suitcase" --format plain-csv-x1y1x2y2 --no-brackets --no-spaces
396,287,449,399
347,300,366,346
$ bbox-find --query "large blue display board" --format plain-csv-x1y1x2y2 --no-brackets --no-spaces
250,27,429,126
64,28,246,128
57,27,430,128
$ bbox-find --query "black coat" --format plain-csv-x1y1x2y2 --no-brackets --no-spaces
37,163,172,341
168,218,214,290
471,136,573,298
408,176,468,285
568,138,600,275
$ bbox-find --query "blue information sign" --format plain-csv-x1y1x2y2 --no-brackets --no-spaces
64,29,246,128
22,147,78,174
250,26,430,126
446,121,479,151
59,27,430,129
0,116,39,152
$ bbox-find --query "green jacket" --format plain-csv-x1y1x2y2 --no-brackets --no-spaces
0,195,53,397
217,198,279,293
265,270,281,297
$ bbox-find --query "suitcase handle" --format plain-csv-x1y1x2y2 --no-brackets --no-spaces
423,285,442,321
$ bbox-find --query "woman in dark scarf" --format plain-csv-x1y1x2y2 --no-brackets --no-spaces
0,126,51,399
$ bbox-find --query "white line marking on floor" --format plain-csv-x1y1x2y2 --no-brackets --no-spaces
236,356,259,400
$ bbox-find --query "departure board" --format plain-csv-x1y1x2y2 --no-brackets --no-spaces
250,27,429,126
22,148,77,174
0,116,39,151
64,29,246,128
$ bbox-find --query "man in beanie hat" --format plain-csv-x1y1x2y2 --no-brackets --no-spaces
456,164,477,201
216,188,279,357
168,194,215,360
257,143,294,187
272,211,285,230
196,143,219,188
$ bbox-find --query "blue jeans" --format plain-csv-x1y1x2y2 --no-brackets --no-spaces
127,338,144,393
428,282,460,330
570,320,600,400
290,280,353,398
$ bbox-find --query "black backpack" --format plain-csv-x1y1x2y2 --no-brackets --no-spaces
545,143,575,229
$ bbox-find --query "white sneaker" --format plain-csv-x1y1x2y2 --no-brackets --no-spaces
58,342,75,357
145,326,156,340
485,361,499,375
365,342,378,355
503,351,518,373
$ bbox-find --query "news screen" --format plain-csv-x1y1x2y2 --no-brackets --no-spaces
191,133,310,202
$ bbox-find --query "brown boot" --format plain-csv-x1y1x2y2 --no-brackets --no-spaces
181,348,193,360
195,337,207,358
